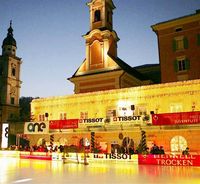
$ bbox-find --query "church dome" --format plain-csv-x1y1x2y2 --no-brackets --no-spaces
2,22,17,48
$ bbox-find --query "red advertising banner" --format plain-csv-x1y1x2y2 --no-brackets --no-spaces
152,111,200,125
49,119,78,129
138,154,200,166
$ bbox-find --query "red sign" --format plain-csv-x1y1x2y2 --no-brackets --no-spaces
49,119,78,129
152,111,200,125
138,154,200,166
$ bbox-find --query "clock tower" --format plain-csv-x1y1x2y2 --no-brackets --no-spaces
0,22,22,147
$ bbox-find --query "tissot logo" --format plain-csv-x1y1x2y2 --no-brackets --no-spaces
27,122,46,132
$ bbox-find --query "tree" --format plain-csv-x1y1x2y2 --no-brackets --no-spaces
19,97,39,121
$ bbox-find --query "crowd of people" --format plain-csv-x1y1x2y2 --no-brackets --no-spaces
149,144,165,155
9,143,191,156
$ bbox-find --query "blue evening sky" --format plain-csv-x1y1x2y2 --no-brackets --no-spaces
0,0,199,97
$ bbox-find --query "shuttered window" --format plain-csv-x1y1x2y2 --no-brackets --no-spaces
183,37,188,49
197,34,200,46
174,57,190,72
173,37,188,51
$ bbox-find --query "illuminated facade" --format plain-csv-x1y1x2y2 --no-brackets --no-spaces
69,0,152,94
28,2,200,155
0,22,22,148
152,10,200,83
30,79,200,154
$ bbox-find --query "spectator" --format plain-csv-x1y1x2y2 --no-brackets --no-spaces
159,146,165,154
182,147,189,155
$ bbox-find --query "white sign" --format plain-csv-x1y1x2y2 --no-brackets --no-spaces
1,123,9,148
24,122,49,134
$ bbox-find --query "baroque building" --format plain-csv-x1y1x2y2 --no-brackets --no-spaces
68,0,152,94
28,2,200,155
0,22,22,147
30,79,200,154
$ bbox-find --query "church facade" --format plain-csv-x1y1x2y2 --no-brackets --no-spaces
69,0,152,94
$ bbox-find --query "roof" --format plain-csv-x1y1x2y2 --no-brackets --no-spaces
2,22,17,48
69,54,150,82
152,9,200,30
108,54,148,81
134,64,161,83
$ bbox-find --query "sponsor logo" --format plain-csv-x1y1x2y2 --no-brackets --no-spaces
94,153,131,160
27,122,46,132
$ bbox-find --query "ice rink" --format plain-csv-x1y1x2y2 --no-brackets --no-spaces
0,157,200,184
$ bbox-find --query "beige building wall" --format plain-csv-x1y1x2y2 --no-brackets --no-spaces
30,79,200,154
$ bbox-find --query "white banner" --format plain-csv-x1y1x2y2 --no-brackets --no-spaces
24,122,49,134
1,123,9,148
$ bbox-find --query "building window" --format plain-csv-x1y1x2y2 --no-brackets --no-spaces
136,105,147,116
106,109,116,118
178,59,186,71
170,136,187,152
80,112,88,119
10,97,15,105
170,103,182,112
11,63,16,77
39,114,45,121
60,113,67,120
12,68,16,76
94,10,101,22
197,34,200,46
174,57,190,72
173,36,188,51
175,27,183,32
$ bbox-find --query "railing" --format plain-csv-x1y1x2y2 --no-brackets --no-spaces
0,150,200,166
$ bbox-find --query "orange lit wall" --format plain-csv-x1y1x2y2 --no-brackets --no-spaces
30,79,200,154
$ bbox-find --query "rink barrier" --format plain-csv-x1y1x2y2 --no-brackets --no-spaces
0,150,20,157
20,151,52,160
52,153,138,164
0,151,200,166
138,154,200,166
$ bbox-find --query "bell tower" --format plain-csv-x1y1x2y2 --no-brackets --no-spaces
69,0,150,94
88,0,115,31
0,21,22,146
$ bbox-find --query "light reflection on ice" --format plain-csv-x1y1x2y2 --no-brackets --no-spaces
0,158,200,184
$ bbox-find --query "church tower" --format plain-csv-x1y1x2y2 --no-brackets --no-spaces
88,0,115,31
0,22,22,126
69,0,151,94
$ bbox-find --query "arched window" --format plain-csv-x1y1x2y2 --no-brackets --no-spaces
94,10,101,22
170,135,187,152
12,68,16,76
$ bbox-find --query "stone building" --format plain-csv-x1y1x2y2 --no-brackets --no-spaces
0,22,22,148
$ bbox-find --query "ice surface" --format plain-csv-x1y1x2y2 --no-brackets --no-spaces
0,157,200,184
